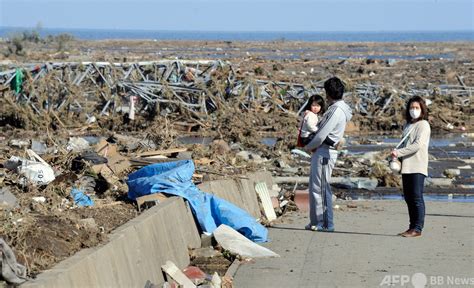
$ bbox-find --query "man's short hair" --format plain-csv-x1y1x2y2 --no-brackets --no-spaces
324,77,345,100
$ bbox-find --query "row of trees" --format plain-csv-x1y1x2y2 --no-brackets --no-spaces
3,27,75,57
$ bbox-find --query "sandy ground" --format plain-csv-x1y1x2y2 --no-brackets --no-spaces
233,200,474,288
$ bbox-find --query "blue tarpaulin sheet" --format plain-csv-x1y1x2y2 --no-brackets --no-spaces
126,160,268,243
70,188,94,207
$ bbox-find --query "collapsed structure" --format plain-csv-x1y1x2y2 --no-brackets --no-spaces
0,60,471,131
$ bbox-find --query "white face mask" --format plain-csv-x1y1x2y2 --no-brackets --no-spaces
409,109,421,119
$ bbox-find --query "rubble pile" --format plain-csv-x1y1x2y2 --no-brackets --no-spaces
0,40,472,284
1,59,471,133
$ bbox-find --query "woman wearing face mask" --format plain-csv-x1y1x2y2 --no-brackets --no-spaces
391,96,431,238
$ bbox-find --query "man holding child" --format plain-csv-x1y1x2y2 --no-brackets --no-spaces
304,77,353,232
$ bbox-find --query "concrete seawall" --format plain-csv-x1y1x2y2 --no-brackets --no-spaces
22,197,201,288
198,171,274,219
22,172,271,287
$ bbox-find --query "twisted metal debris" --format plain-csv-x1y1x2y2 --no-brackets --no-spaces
0,60,472,128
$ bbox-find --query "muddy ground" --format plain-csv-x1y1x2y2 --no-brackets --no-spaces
0,39,473,279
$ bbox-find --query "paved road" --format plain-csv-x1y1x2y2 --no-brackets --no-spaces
233,200,474,288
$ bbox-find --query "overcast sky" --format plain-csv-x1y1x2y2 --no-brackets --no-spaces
0,0,472,31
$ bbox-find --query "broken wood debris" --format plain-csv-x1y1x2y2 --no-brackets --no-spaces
1,60,471,131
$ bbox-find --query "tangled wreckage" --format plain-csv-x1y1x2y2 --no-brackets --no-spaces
0,60,471,131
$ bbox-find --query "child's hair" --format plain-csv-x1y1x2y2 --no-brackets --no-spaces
303,94,326,114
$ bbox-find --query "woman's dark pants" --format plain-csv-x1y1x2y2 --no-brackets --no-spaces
402,173,426,232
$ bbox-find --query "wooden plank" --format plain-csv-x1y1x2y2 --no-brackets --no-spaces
129,157,179,166
255,182,277,221
137,147,187,157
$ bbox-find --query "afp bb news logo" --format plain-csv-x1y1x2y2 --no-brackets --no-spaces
380,272,474,287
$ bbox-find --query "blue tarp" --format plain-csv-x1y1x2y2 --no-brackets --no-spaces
126,160,268,243
70,188,94,207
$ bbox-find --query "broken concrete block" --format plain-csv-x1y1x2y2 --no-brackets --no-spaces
161,260,196,288
0,187,18,210
200,233,214,248
211,272,221,288
214,224,279,258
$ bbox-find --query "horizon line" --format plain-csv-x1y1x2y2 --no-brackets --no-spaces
1,26,473,34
